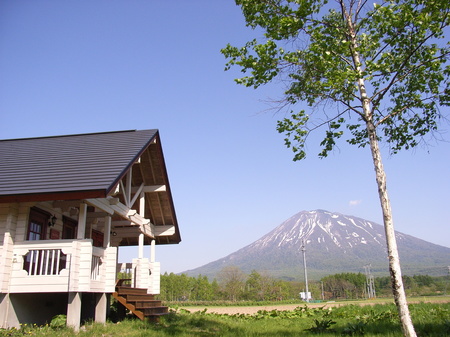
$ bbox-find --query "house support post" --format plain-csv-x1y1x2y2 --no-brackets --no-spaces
0,294,12,329
150,239,155,263
0,293,6,328
77,203,87,239
103,215,111,248
138,233,144,259
94,293,107,324
67,292,81,332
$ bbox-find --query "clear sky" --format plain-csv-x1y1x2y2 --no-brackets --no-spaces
1,1,449,275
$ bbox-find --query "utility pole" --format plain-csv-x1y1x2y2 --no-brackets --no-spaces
364,264,376,299
445,266,450,295
321,281,325,301
301,239,310,302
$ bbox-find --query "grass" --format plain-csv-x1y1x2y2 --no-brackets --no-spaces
0,301,448,336
171,295,449,309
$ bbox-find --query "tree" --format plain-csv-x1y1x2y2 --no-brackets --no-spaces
321,273,366,299
245,270,263,300
222,1,449,336
218,266,246,301
245,270,283,300
191,275,216,301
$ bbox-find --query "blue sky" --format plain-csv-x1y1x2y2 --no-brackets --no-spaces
1,1,449,275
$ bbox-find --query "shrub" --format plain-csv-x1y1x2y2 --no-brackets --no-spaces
305,318,336,333
49,314,66,330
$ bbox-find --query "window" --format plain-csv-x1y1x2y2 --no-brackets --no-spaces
62,216,77,239
27,207,49,241
24,208,68,275
92,229,104,247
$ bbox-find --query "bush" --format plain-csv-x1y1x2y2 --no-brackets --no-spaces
49,314,66,330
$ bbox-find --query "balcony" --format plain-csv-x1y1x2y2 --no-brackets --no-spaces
9,239,117,294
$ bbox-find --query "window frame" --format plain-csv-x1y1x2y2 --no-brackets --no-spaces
26,207,50,241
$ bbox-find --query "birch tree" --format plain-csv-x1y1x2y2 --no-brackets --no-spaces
222,1,450,336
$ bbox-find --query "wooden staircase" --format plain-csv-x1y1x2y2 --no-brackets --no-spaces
112,280,169,322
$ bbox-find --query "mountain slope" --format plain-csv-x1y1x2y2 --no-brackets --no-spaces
184,210,450,280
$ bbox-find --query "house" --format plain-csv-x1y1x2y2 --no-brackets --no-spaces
0,129,181,330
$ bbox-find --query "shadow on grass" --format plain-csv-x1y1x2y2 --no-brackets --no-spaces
413,321,450,337
154,312,243,337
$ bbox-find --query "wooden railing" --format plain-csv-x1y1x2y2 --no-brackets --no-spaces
117,260,161,294
9,240,117,293
91,254,101,281
23,249,66,276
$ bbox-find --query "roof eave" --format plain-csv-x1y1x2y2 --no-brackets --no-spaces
105,131,160,196
0,189,107,204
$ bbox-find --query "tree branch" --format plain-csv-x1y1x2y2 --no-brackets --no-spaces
375,94,444,127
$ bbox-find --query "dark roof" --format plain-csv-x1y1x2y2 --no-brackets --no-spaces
0,129,157,200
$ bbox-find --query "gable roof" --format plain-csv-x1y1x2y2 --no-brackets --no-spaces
0,129,157,201
0,129,181,244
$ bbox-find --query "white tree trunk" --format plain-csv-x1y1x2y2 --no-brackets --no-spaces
366,120,417,337
342,2,417,333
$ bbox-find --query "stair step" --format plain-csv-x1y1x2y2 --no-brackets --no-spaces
143,306,169,315
117,287,150,296
117,286,147,292
133,301,163,309
125,294,157,301
128,298,162,304
146,312,170,318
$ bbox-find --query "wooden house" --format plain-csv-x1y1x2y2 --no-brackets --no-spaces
0,129,181,330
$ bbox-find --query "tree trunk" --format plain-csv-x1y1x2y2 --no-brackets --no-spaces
366,119,417,337
341,2,417,333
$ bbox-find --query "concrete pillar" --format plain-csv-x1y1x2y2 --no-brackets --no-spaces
67,292,81,331
0,293,19,329
94,293,107,324
0,293,10,328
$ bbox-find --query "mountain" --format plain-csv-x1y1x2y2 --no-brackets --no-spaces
184,210,450,280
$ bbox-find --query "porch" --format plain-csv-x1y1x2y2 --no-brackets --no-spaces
8,239,117,293
6,240,161,295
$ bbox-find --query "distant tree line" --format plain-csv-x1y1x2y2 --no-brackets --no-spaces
159,267,449,302
160,267,304,302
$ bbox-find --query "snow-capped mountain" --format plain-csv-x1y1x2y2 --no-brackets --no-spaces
185,210,450,280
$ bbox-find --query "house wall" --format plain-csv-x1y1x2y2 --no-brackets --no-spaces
13,203,33,243
0,203,19,294
0,203,19,244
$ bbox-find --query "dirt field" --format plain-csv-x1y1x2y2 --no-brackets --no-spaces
181,296,450,315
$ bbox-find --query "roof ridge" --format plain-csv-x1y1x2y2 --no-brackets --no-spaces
0,129,158,142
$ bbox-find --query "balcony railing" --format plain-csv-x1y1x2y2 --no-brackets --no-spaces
8,239,117,293
23,249,66,276
117,259,160,294
91,254,101,281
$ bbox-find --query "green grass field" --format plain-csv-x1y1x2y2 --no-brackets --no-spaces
1,299,449,336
